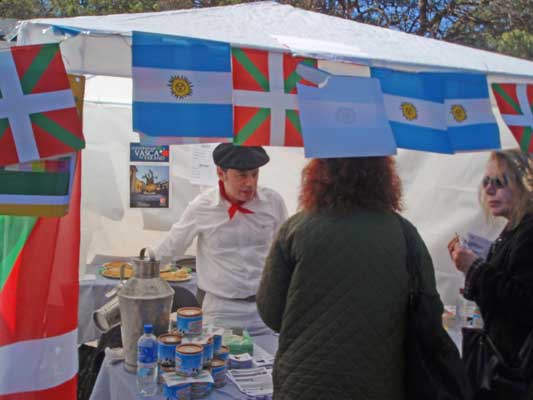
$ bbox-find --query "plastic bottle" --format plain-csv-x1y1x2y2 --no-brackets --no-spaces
472,305,484,329
456,288,476,328
137,324,158,396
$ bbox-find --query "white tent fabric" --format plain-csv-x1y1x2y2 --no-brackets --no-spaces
16,1,533,78
15,2,533,305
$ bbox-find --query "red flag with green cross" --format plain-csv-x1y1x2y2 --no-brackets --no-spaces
232,48,317,147
0,43,84,167
491,83,533,153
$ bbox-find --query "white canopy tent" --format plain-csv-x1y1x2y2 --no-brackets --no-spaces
15,2,533,304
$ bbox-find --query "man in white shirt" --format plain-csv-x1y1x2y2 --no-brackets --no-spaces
154,143,288,334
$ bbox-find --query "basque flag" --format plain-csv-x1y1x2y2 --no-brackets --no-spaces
132,31,233,139
492,83,533,153
372,68,500,153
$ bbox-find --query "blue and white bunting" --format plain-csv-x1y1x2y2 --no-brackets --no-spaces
371,68,500,153
132,31,233,138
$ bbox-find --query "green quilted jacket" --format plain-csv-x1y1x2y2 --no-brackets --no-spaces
257,209,443,400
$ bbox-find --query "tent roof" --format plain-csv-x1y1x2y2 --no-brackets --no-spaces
16,1,533,79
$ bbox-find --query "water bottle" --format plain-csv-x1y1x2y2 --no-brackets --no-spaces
137,324,158,396
456,288,476,328
472,305,484,329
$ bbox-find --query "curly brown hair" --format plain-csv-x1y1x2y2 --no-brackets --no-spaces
299,157,403,213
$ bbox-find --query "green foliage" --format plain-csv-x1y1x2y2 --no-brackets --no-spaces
496,29,533,60
443,0,533,60
47,0,161,16
0,0,46,19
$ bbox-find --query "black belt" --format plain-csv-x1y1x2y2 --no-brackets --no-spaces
236,295,256,302
197,288,256,303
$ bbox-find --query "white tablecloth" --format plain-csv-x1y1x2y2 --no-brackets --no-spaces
78,264,197,344
89,334,278,400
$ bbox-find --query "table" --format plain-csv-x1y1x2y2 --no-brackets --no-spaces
89,325,463,400
78,264,197,344
89,334,278,400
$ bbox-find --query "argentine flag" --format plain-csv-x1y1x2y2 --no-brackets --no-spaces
372,68,500,153
132,31,233,138
296,65,396,158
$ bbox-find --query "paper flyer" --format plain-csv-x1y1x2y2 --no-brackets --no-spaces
129,144,170,208
191,144,218,186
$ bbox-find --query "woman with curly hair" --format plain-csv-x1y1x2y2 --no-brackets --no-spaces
257,157,448,400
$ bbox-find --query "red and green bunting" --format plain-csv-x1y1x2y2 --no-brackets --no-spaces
492,83,533,153
0,43,84,167
232,48,316,147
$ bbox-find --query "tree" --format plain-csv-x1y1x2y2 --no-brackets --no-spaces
0,0,46,19
443,0,533,59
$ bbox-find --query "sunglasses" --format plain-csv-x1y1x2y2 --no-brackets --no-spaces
482,175,508,189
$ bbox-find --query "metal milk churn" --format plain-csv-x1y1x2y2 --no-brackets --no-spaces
118,247,174,372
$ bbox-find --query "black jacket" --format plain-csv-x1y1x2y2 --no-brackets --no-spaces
465,213,533,397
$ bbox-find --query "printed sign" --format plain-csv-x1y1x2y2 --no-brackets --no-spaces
130,143,170,163
129,165,170,208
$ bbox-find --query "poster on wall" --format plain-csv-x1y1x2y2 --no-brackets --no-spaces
129,144,170,208
191,143,218,186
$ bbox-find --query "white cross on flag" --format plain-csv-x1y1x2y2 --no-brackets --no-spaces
0,43,84,167
232,48,317,147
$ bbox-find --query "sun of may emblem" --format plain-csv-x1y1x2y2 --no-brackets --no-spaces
400,102,418,121
168,75,193,99
450,104,467,123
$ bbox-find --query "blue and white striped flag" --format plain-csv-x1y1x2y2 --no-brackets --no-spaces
371,68,500,153
132,31,233,138
296,65,396,158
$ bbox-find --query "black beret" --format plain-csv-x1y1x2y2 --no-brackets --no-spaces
212,143,269,170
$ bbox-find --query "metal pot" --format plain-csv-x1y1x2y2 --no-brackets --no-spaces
118,247,174,372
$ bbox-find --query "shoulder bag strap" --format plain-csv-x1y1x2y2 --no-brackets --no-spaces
395,213,420,307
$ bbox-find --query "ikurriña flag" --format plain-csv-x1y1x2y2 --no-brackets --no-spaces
0,44,84,167
232,47,317,147
132,31,233,139
372,68,500,154
492,83,533,153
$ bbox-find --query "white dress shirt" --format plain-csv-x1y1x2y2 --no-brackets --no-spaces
154,186,288,299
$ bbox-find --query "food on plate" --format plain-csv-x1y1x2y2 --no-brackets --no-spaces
160,268,191,281
101,268,133,279
103,261,132,270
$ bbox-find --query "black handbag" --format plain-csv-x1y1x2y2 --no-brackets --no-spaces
398,216,473,400
462,323,533,393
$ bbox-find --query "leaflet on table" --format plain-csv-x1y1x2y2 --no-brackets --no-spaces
162,369,214,387
227,367,273,398
252,344,275,368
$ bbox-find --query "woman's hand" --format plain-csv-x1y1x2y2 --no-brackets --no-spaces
449,240,478,274
447,235,460,257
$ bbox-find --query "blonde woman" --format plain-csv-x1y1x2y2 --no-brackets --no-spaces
449,149,533,399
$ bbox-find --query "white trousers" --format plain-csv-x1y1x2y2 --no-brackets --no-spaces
202,292,271,336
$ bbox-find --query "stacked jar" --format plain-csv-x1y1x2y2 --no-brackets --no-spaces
175,307,204,378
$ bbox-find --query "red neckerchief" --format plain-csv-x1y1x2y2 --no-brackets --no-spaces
218,180,254,220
